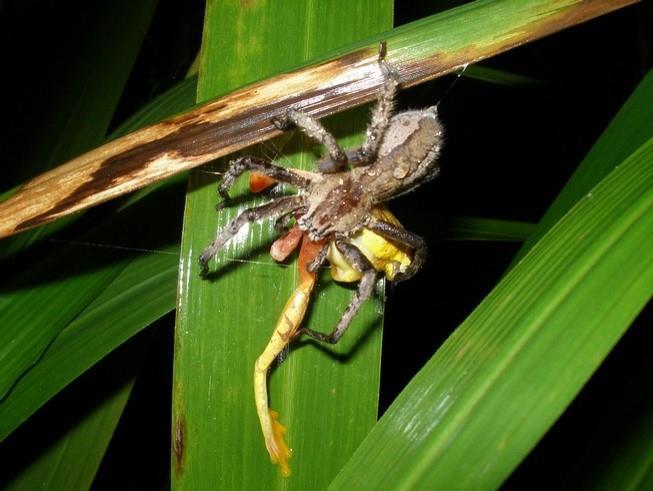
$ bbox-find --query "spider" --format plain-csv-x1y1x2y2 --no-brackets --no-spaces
199,49,445,347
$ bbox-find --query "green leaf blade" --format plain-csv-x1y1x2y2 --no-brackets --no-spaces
0,248,129,400
445,216,536,242
2,378,134,491
173,1,392,488
513,69,653,264
330,140,653,488
0,74,196,412
0,247,178,440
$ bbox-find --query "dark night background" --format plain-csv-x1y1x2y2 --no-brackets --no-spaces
0,1,651,489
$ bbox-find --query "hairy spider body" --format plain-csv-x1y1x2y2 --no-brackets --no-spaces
299,107,442,241
200,55,444,344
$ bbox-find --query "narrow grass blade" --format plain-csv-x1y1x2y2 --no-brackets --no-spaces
575,379,653,490
2,378,134,491
445,216,535,241
594,421,653,491
330,142,653,486
0,76,195,424
0,244,178,441
0,77,197,260
0,228,130,399
172,0,392,488
464,65,543,87
500,70,653,488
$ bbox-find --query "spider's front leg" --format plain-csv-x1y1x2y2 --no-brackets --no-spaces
272,109,349,173
302,238,378,344
352,49,400,166
219,156,313,206
199,195,306,276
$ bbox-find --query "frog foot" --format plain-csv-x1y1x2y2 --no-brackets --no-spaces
265,409,292,477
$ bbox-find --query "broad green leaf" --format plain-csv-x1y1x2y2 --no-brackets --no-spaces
513,69,653,263
173,1,392,488
0,2,639,488
331,137,653,488
333,67,653,488
500,70,653,490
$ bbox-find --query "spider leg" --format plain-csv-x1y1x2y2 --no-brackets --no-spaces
352,53,400,166
199,195,306,276
302,239,378,344
367,218,427,282
219,156,313,205
272,109,348,172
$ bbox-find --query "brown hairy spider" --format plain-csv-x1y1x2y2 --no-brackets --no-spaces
199,49,444,344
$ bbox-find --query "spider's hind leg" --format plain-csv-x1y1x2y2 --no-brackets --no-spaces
302,239,378,344
219,156,313,206
367,218,427,282
199,195,306,276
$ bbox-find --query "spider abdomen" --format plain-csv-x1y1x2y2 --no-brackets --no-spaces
359,107,444,203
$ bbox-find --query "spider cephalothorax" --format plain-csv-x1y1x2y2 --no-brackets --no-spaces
199,55,444,344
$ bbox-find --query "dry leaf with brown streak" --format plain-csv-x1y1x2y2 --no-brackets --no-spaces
0,0,636,239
